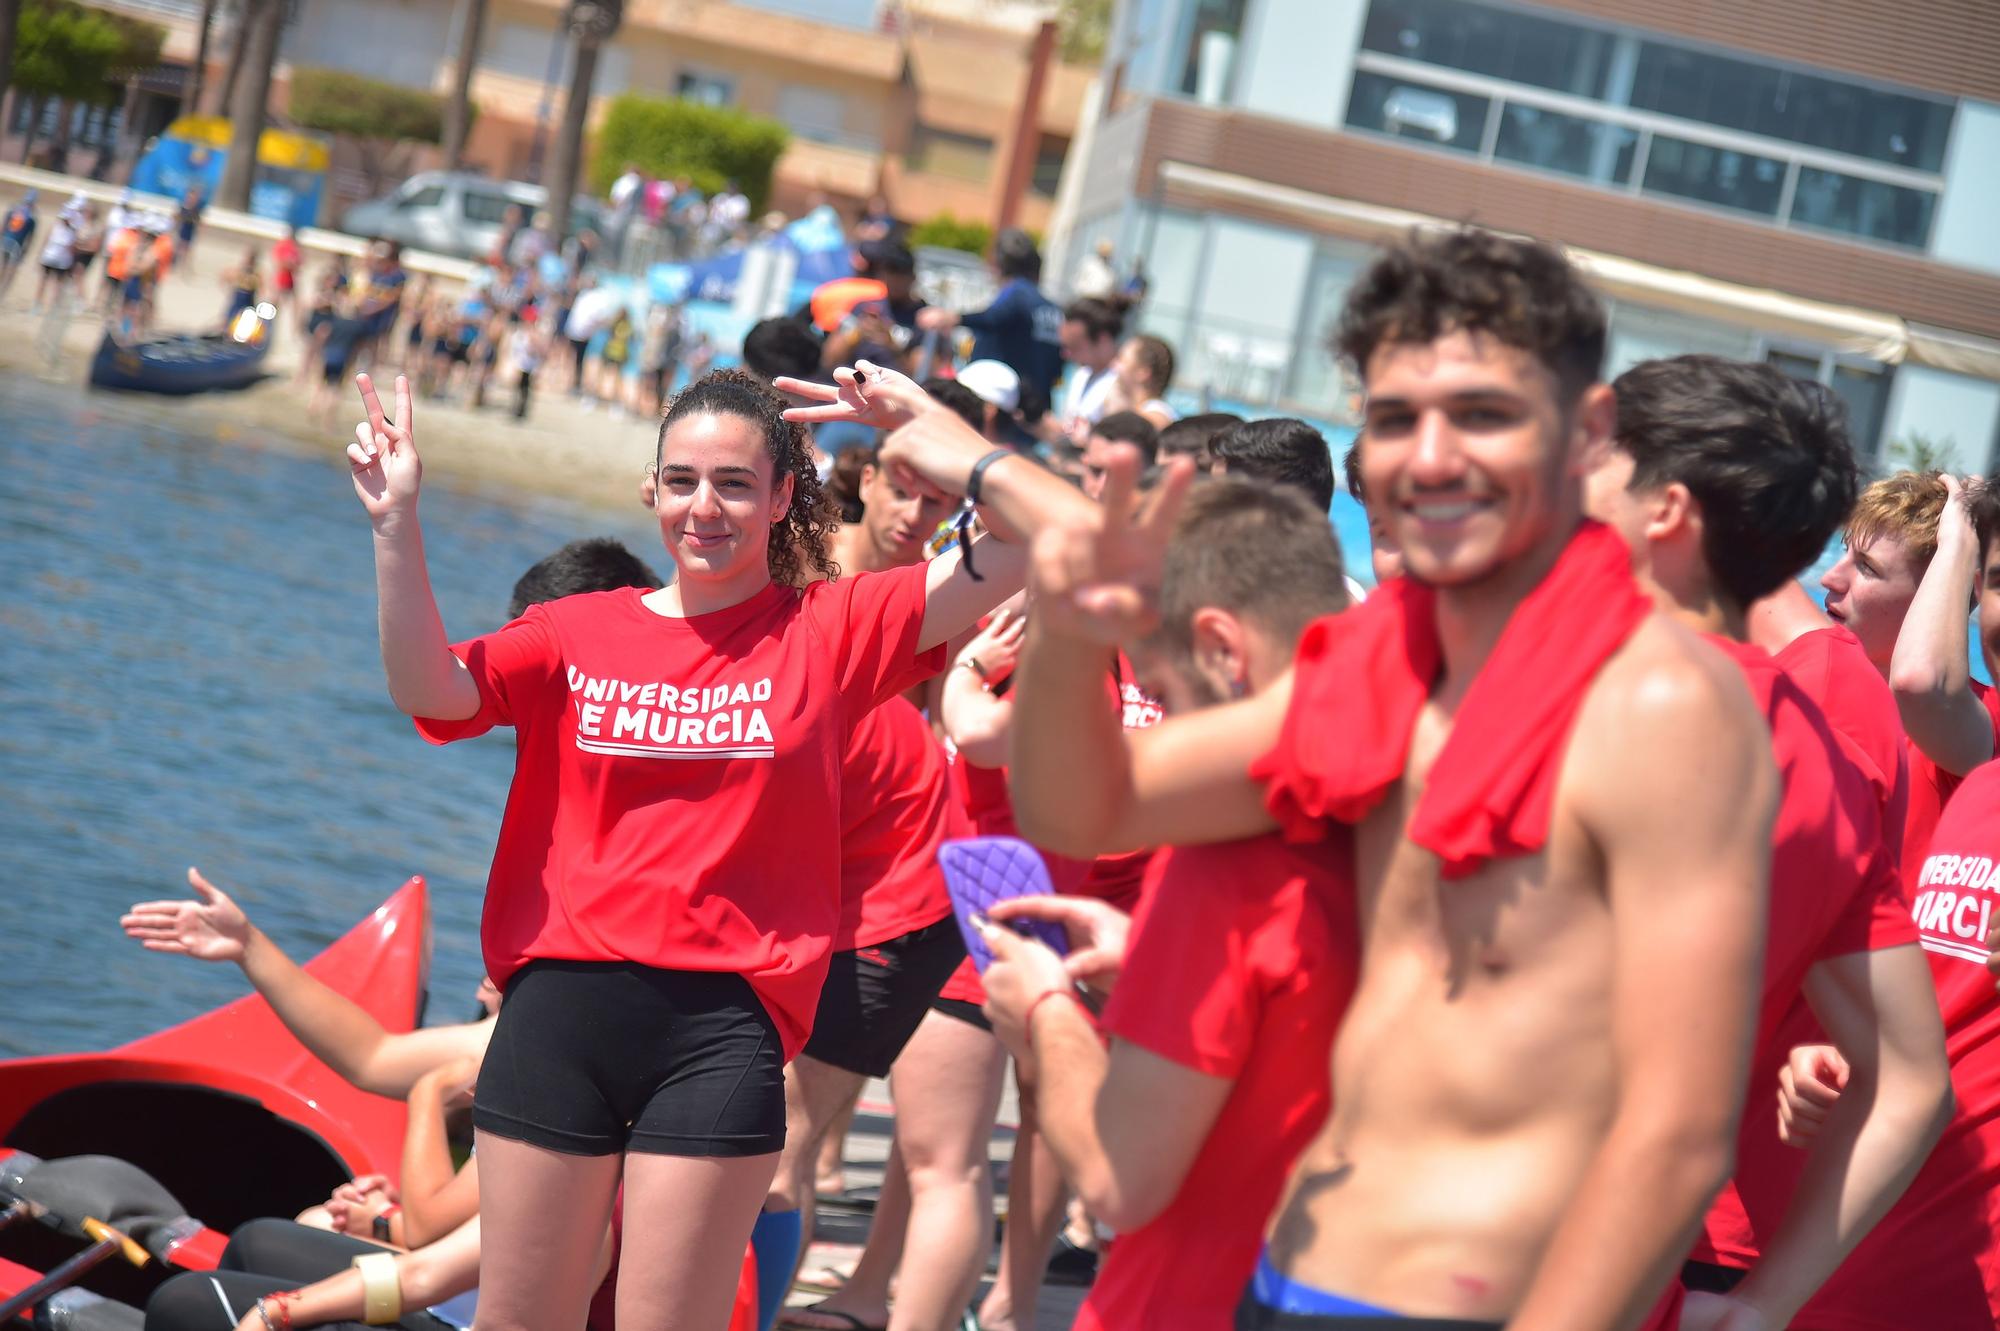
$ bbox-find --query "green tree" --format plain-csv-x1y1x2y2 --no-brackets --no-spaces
1056,0,1111,63
10,0,124,162
591,92,789,211
1886,432,1960,475
907,213,993,257
289,66,453,198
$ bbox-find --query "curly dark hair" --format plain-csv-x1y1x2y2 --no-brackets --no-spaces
656,368,835,588
1337,226,1606,404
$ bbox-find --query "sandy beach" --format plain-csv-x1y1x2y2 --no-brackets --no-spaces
0,180,662,521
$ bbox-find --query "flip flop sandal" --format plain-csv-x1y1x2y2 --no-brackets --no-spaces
775,1304,885,1331
791,1264,852,1295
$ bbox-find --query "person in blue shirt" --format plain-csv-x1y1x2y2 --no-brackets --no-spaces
917,227,1064,426
0,190,38,297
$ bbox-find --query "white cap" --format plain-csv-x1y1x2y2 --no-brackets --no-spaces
956,359,1020,413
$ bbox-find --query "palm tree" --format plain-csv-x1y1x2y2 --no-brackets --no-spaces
214,0,281,211
185,0,218,120
542,0,620,240
439,0,487,170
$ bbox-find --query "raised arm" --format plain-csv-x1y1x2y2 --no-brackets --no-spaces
1510,645,1778,1331
1712,944,1951,1328
1889,475,1993,777
939,609,1025,768
122,868,494,1099
346,373,480,721
1010,450,1277,855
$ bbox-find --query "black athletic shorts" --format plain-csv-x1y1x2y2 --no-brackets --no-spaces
1680,1259,1747,1294
1234,1293,1501,1330
931,996,991,1032
801,916,966,1078
474,959,786,1158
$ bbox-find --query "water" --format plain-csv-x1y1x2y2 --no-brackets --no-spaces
0,376,658,1058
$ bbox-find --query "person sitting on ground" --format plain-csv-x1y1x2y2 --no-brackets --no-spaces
978,477,1356,1331
1154,412,1241,473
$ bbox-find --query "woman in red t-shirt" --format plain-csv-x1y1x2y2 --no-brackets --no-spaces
342,366,1077,1331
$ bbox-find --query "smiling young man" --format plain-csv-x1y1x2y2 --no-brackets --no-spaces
1002,227,1778,1330
1584,356,1952,1331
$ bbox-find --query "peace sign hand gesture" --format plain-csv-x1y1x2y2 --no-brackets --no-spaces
1031,444,1194,645
346,373,422,528
776,359,935,434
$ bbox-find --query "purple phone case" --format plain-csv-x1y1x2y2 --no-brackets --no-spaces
938,836,1070,972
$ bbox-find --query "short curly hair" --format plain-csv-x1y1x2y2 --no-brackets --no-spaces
1337,226,1606,404
1845,471,1949,572
656,368,835,588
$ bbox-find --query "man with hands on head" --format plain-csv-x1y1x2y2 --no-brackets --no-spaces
977,477,1358,1331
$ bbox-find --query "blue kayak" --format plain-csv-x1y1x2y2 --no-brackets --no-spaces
89,327,271,395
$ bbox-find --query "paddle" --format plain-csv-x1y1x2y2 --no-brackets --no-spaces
0,1216,148,1322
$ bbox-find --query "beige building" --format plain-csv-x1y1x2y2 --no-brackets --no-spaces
74,0,1093,232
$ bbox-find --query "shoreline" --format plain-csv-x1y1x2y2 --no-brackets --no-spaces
0,186,662,522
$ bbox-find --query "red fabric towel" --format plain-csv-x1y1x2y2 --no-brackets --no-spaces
1252,521,1652,877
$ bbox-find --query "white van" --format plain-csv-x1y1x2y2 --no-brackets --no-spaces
341,172,604,260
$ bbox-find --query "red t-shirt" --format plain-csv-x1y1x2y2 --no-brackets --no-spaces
1788,762,2000,1330
1068,664,1167,912
1686,642,1916,1275
836,697,964,950
1901,680,2000,894
1774,626,1908,851
416,567,940,1057
1077,834,1356,1331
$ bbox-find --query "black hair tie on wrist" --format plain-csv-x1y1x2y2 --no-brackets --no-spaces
956,507,982,582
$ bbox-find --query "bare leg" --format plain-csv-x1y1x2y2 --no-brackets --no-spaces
768,1055,870,1285
977,1070,1066,1331
790,1013,1006,1331
469,1132,620,1331
816,1099,858,1198
618,1149,783,1331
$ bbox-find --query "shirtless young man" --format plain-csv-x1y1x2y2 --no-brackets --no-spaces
1000,227,1780,1330
1584,355,1952,1329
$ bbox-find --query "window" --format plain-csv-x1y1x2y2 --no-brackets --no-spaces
776,85,853,147
397,186,447,211
1789,168,1937,248
1031,135,1069,197
1492,104,1639,185
460,190,514,224
1630,44,1953,172
1642,137,1786,218
1360,0,1617,99
1175,0,1249,102
908,125,993,182
1767,348,1894,455
677,70,735,107
1346,70,1489,153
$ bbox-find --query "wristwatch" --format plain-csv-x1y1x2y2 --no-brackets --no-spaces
372,1204,399,1244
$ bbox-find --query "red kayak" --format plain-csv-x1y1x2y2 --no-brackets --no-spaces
0,878,428,1302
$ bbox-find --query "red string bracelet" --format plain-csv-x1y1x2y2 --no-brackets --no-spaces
1025,987,1096,1035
